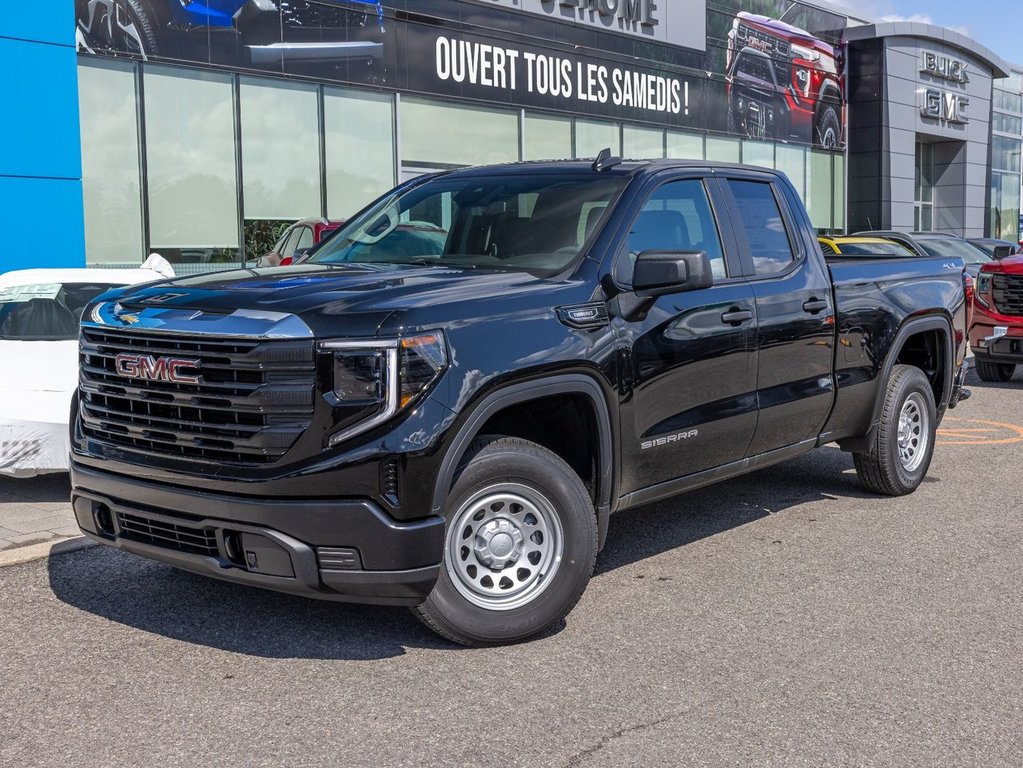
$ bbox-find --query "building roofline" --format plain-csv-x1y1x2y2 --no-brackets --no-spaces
844,21,1011,78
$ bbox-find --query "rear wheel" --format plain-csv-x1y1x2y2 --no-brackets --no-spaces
974,359,1015,382
853,364,936,496
414,436,597,646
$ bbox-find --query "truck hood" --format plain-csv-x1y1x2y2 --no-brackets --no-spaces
737,12,836,56
980,254,1023,275
98,264,577,337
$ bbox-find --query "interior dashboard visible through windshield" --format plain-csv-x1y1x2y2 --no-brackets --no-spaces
309,173,629,277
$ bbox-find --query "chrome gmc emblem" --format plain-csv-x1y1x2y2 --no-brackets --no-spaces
114,353,201,384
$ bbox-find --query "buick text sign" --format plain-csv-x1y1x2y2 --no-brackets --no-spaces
467,0,706,52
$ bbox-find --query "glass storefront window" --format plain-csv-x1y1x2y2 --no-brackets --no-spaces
992,136,1022,173
240,77,321,221
832,153,845,233
401,97,518,168
144,65,239,272
994,90,1023,114
993,112,1023,136
575,119,621,158
666,131,703,160
774,144,805,200
78,60,144,267
524,113,572,161
325,87,395,219
991,171,1022,241
705,136,740,163
805,150,833,230
742,140,774,169
623,125,664,159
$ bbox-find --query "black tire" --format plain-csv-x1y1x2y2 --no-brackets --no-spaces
814,104,841,149
414,436,598,646
77,0,160,58
974,359,1015,382
853,364,937,496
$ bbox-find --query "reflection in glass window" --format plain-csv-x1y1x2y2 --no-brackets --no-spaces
666,131,703,160
728,180,795,275
575,119,621,158
78,60,144,266
627,180,727,280
705,136,740,163
325,87,395,218
144,65,239,272
623,125,664,159
241,77,321,220
524,113,572,161
401,97,517,168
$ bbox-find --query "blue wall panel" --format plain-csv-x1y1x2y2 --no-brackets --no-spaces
0,37,82,180
0,177,86,272
0,0,75,47
0,0,85,274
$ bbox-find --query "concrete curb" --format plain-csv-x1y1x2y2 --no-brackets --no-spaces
0,536,98,568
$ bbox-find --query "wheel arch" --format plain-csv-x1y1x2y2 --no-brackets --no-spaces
863,314,954,445
431,374,615,551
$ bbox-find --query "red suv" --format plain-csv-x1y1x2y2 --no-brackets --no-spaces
726,10,843,148
971,254,1023,381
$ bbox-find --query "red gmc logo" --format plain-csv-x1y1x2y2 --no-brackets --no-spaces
114,353,201,385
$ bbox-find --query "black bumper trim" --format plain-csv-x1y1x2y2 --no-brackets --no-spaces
71,462,444,605
70,462,445,571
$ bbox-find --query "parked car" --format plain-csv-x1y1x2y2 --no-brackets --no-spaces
853,231,994,278
818,236,914,256
75,0,385,68
967,238,1021,259
72,157,969,645
970,253,1023,382
254,218,344,267
0,267,169,477
725,9,843,147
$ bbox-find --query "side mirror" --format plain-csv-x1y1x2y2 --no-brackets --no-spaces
633,250,713,296
992,245,1013,260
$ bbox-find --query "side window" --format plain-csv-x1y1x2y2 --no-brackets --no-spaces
625,180,727,281
295,226,315,252
726,180,796,275
281,227,309,258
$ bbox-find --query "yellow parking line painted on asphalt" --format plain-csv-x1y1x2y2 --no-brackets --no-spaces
936,416,1023,445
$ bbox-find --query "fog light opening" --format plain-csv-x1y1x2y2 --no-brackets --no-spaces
223,531,245,566
94,504,114,536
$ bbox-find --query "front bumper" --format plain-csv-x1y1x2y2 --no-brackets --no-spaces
970,324,1023,364
71,462,444,606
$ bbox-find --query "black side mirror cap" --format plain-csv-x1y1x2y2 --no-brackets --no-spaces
992,245,1013,260
633,250,713,296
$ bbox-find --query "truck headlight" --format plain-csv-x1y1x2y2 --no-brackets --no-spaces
790,43,820,62
323,332,447,447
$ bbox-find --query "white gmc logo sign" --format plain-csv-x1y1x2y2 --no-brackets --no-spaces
114,353,201,384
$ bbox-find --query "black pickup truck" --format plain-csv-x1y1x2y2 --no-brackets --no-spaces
71,157,970,645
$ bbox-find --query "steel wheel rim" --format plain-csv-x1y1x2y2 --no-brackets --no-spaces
896,392,929,472
446,482,564,611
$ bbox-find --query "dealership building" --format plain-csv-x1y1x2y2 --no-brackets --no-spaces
0,0,1020,275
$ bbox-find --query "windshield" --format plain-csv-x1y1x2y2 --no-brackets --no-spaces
0,282,121,341
917,238,993,265
837,242,914,256
309,173,628,277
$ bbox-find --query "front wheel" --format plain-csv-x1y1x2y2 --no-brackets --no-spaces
853,364,937,496
414,436,598,646
815,104,841,149
975,359,1015,382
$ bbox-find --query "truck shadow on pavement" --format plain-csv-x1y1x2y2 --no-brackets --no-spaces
0,473,72,504
45,446,911,660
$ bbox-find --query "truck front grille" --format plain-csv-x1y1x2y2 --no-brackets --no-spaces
992,274,1023,316
79,328,316,465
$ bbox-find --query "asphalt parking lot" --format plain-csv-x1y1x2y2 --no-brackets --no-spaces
2,368,1022,767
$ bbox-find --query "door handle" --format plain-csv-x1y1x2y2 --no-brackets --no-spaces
802,298,829,314
720,308,753,325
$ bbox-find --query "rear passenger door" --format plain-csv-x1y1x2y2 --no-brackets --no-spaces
720,174,836,455
614,175,759,494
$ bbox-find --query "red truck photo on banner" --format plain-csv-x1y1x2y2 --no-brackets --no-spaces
708,0,848,149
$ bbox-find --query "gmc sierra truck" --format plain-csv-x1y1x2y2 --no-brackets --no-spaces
71,156,970,645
